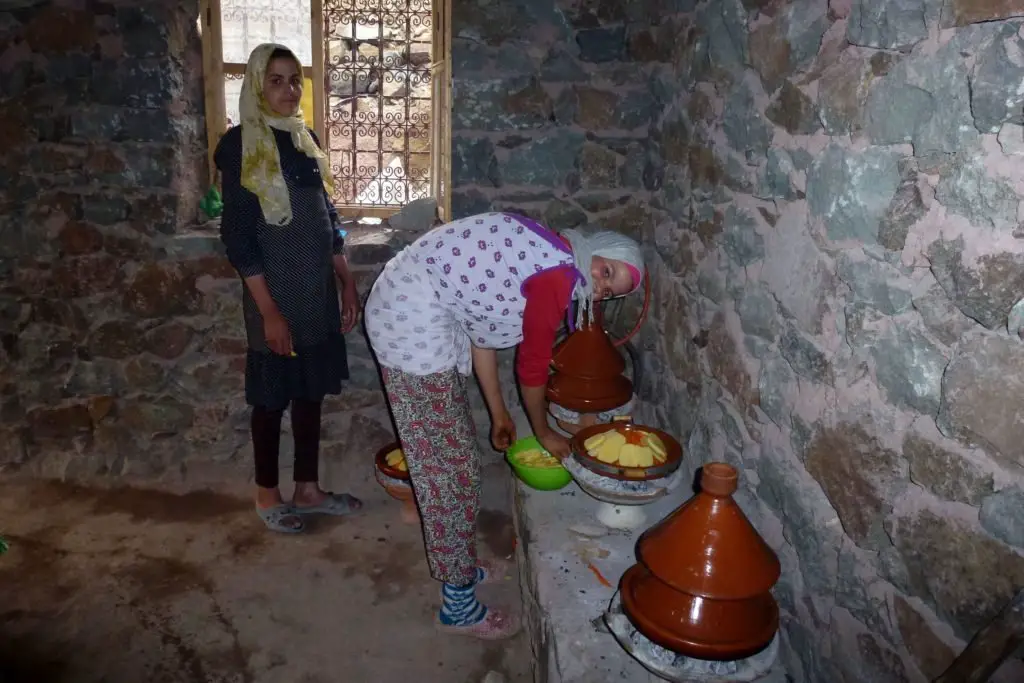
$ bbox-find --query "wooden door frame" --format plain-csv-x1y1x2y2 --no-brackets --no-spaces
199,0,226,185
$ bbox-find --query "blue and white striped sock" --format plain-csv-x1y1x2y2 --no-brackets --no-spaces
439,579,487,626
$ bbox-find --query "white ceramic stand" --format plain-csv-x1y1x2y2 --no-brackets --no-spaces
596,502,649,530
561,456,685,531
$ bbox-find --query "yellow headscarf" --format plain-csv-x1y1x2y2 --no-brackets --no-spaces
239,43,334,227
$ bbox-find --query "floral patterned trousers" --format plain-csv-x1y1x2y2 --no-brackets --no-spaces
381,366,480,585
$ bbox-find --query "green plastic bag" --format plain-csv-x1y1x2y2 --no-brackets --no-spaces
200,185,223,219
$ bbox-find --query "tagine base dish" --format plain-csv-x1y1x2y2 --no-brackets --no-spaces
570,422,683,482
619,564,780,661
374,442,411,481
606,590,779,683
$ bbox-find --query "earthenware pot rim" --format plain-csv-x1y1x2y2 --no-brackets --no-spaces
569,422,683,482
546,374,633,413
374,441,410,481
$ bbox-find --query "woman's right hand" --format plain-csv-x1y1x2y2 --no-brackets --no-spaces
491,410,517,451
263,310,293,356
537,428,571,461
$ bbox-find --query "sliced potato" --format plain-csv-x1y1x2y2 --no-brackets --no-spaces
385,449,405,467
581,429,671,469
619,443,654,468
635,445,655,468
618,443,640,467
589,431,626,463
644,434,667,463
594,441,619,463
645,434,666,457
515,448,561,469
603,431,628,451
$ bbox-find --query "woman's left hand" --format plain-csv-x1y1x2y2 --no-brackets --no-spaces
491,410,517,451
340,282,361,333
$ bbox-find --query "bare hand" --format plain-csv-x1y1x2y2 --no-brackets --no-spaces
537,429,571,461
491,411,517,451
263,311,293,356
340,282,361,333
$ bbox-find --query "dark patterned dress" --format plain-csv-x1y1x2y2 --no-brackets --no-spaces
215,126,349,411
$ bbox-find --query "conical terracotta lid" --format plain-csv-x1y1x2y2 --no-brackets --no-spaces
550,324,625,380
637,463,780,600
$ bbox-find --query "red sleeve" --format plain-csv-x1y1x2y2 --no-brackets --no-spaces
517,266,576,387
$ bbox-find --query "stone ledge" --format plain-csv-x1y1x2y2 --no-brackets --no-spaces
513,477,671,682
509,413,790,682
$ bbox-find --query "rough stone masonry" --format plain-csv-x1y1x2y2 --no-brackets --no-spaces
449,0,1024,680
0,0,399,478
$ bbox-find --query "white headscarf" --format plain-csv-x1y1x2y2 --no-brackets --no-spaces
561,228,645,329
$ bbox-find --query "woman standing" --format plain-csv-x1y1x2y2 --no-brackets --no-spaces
365,213,645,639
216,43,362,534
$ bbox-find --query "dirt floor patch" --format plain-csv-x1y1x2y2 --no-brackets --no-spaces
0,454,531,683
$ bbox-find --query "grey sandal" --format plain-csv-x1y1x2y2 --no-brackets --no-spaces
256,504,305,533
293,492,363,516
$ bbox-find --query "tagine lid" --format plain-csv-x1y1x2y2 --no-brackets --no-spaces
636,462,780,600
550,323,625,379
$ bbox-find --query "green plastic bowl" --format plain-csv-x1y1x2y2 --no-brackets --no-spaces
506,436,573,491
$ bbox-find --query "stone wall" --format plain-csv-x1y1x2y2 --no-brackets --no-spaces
0,0,397,477
449,0,675,228
623,0,1024,681
447,0,682,437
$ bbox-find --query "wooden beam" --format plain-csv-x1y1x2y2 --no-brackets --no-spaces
429,0,452,221
429,66,442,215
199,0,226,187
935,589,1024,683
333,205,399,219
443,0,452,221
311,0,327,147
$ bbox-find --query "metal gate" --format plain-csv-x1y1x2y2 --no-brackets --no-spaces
322,0,435,214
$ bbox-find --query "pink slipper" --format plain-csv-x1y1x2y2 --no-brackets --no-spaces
435,607,522,640
477,556,515,585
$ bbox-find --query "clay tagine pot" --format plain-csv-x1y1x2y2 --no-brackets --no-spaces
619,462,781,661
373,442,420,525
546,322,632,413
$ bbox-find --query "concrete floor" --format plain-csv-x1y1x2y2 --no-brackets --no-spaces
0,448,532,683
